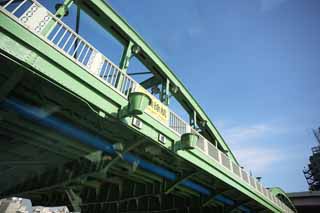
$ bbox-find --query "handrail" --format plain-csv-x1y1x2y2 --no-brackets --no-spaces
0,1,293,212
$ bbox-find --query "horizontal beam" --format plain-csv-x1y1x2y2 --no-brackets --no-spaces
140,76,161,89
101,139,145,174
165,171,200,195
202,189,232,207
225,199,251,212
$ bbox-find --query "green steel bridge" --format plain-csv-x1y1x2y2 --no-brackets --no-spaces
0,0,296,212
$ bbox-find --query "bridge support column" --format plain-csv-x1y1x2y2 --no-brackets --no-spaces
190,110,197,129
160,78,170,105
119,41,134,72
65,188,82,212
116,41,134,90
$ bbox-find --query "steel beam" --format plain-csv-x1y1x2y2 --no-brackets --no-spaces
202,189,233,207
140,76,161,89
65,188,82,212
164,171,200,195
225,199,251,212
102,139,145,174
0,69,23,101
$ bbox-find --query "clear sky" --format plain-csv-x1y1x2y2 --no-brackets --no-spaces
105,0,320,193
42,0,319,193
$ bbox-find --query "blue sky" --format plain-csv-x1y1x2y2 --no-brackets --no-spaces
105,0,320,192
41,0,319,192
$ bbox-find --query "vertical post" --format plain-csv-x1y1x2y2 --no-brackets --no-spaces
74,4,81,58
116,41,134,90
65,188,82,212
119,41,134,72
41,0,74,37
214,139,218,147
190,110,197,128
56,0,73,17
165,78,170,105
160,78,170,106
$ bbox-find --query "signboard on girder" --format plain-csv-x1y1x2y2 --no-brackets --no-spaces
134,85,169,125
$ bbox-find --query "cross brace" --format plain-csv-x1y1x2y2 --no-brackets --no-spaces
225,199,251,212
202,188,234,207
164,171,200,195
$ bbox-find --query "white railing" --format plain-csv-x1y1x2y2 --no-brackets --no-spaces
169,110,189,135
0,1,293,212
1,0,137,98
190,128,293,212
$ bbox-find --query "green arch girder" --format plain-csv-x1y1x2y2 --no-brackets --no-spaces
270,187,297,212
75,0,238,164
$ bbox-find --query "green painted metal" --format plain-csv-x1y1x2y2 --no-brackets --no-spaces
160,78,170,106
0,11,266,210
75,0,238,163
180,133,199,150
65,189,82,212
140,76,161,89
41,0,73,36
101,139,145,174
117,41,134,90
165,171,200,195
226,200,252,212
0,1,295,212
270,187,297,212
202,189,232,207
127,92,151,116
0,17,270,212
178,149,283,212
119,41,134,72
0,11,179,148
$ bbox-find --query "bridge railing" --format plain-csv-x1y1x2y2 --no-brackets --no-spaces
169,110,190,135
1,0,137,98
0,1,293,212
191,126,293,212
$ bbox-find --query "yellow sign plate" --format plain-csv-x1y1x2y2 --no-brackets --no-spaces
135,85,169,125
